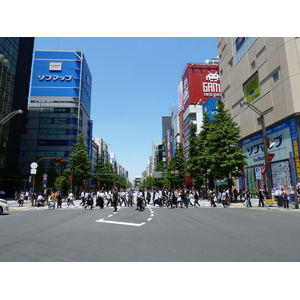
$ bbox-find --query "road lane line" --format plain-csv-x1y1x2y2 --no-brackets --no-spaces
95,219,146,227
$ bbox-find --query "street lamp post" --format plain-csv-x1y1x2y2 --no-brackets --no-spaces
241,101,274,199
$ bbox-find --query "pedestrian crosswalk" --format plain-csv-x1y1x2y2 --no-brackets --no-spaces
12,199,241,212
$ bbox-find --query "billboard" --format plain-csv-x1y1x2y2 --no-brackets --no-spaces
183,64,221,111
202,97,219,121
243,73,260,103
30,50,92,115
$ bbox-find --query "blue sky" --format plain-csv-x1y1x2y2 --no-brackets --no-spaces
33,37,219,182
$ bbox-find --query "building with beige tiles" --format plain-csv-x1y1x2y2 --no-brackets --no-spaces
217,37,300,197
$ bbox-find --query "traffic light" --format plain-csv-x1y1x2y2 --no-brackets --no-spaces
55,158,66,166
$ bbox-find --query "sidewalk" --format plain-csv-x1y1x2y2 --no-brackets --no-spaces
5,197,70,211
203,198,300,212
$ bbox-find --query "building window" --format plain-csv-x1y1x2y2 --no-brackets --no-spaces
228,58,233,68
273,71,279,82
251,61,256,69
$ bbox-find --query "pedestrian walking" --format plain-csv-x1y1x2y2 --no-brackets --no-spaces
177,190,183,208
245,189,252,208
188,190,195,207
146,190,151,205
106,190,113,207
282,189,289,209
120,190,127,206
84,190,93,209
194,190,201,207
67,191,75,206
19,192,25,206
258,190,265,207
221,189,228,208
127,191,134,207
31,192,37,206
136,190,145,211
153,190,159,206
80,190,85,206
96,190,105,209
112,188,118,212
56,192,62,208
210,192,217,207
167,190,174,208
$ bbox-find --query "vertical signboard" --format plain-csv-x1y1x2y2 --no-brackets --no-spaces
183,64,221,111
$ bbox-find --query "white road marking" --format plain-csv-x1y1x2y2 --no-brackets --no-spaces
96,219,145,227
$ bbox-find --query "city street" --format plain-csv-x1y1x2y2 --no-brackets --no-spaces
1,200,300,262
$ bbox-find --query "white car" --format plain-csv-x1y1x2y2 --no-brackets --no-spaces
0,199,9,215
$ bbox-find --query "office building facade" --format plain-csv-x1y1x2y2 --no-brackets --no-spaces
217,37,300,194
19,50,92,183
0,37,34,196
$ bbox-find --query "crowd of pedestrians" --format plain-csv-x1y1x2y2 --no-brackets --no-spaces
14,185,296,210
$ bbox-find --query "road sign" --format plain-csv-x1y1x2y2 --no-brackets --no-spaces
255,167,262,180
43,173,48,178
31,162,38,169
153,172,164,178
268,153,275,163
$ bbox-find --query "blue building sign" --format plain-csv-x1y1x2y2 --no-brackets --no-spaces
31,50,92,115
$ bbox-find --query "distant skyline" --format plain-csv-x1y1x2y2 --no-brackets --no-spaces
33,37,219,182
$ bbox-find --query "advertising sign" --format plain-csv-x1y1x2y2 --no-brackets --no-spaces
49,62,62,71
31,51,81,98
202,97,219,121
244,73,260,103
182,64,221,111
242,119,293,167
177,80,184,112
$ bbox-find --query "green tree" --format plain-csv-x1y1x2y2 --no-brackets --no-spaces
187,124,205,188
166,142,185,189
47,160,59,189
141,176,155,189
67,134,92,194
153,161,168,188
54,174,69,192
206,99,248,188
93,156,127,190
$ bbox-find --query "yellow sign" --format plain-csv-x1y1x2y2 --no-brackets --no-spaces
244,73,260,103
267,199,275,206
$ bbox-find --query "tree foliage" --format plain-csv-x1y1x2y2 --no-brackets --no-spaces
188,99,248,189
166,142,185,189
93,156,127,190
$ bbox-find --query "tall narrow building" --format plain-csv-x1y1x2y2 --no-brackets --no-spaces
0,37,34,196
19,50,92,188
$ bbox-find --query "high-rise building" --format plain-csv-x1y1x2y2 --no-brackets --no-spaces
19,50,92,187
178,61,220,155
0,37,34,196
218,37,300,195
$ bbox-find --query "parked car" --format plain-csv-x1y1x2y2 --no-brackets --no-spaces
0,199,9,215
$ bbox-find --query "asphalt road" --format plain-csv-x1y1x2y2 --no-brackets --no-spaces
1,203,300,262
